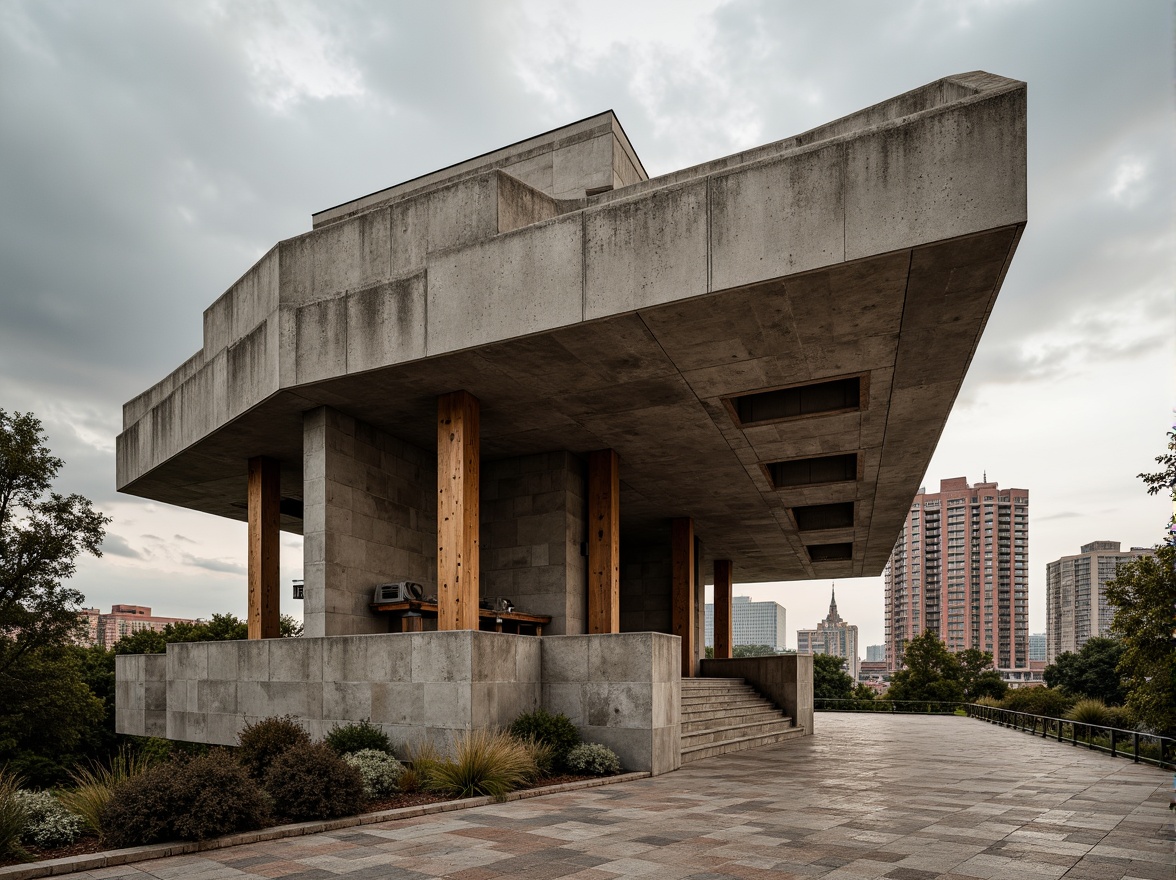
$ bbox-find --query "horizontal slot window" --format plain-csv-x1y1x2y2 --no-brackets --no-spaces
767,453,857,488
731,376,860,425
792,502,854,531
807,542,853,562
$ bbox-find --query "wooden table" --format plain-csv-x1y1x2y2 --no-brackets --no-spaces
371,599,551,635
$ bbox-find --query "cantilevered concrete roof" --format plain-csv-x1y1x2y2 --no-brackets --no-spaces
116,71,1026,583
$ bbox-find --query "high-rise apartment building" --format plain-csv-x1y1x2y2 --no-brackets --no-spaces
865,644,885,662
884,477,1029,673
1045,541,1152,663
704,595,787,652
796,588,860,679
83,604,197,649
1028,632,1046,662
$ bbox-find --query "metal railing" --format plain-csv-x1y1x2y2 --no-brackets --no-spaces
815,698,1174,770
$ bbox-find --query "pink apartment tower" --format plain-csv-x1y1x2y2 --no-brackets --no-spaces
884,478,1029,674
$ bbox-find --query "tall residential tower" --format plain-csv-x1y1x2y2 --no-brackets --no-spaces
884,478,1029,674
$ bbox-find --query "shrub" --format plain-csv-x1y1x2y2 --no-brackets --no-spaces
564,743,622,777
325,720,393,756
1104,705,1136,730
397,740,441,794
101,752,270,847
1000,686,1074,718
15,791,84,849
263,742,364,821
508,709,580,766
1066,698,1110,727
973,696,1003,708
426,730,535,800
0,767,28,859
237,715,310,779
59,746,155,834
518,737,555,779
342,749,403,799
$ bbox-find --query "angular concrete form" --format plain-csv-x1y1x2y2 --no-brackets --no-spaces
115,72,1026,765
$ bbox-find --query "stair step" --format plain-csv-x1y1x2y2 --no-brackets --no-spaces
681,726,806,763
682,697,775,712
682,708,784,731
682,717,795,746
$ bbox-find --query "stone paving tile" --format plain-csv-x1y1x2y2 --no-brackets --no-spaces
96,715,1171,880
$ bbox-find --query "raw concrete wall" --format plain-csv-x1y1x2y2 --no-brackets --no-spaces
481,452,587,635
541,632,681,775
303,406,436,637
156,631,540,747
700,653,814,734
114,653,167,738
620,541,672,635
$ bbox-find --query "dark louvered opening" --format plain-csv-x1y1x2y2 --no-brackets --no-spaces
767,453,858,488
806,542,853,562
731,376,860,425
792,502,854,531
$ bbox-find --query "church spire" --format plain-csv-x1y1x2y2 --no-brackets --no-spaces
828,584,839,622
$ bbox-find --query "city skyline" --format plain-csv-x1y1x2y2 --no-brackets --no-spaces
1,3,1170,644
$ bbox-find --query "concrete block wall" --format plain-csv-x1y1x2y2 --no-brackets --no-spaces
481,452,587,635
113,653,167,738
540,633,681,775
159,631,540,748
303,406,436,637
620,540,672,634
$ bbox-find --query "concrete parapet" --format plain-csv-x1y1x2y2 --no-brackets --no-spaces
113,653,167,738
699,653,814,734
540,632,681,775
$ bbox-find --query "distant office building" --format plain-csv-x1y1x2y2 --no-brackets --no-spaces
883,477,1029,674
1045,542,1152,663
1028,632,1046,662
704,595,787,652
76,607,102,646
88,604,197,650
866,644,885,662
796,588,860,679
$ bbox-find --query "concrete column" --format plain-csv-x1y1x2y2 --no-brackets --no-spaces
247,456,280,640
437,391,480,631
714,559,733,660
671,517,695,678
586,449,620,634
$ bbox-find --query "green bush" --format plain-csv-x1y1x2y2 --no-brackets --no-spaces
325,720,393,755
426,730,535,800
60,745,155,834
15,791,83,849
564,743,621,777
1066,698,1110,727
1104,705,1136,730
263,742,364,821
101,752,270,847
342,749,403,799
508,709,580,766
1000,686,1074,718
237,715,310,779
0,767,28,859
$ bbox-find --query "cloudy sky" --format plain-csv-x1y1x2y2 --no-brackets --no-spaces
1,0,1171,648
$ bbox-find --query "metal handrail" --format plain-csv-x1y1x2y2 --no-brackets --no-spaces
814,698,1174,770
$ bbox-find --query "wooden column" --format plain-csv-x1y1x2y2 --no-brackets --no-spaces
247,456,280,640
587,449,620,634
713,559,733,660
437,391,480,631
671,517,695,678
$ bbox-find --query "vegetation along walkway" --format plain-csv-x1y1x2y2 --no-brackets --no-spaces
42,715,1175,880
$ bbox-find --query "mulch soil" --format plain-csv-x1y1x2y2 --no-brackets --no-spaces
1,774,601,867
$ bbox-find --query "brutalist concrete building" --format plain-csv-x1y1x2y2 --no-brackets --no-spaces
115,72,1027,774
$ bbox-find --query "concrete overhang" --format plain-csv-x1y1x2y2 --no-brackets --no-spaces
116,71,1027,583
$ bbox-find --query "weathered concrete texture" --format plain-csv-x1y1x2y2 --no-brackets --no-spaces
619,539,672,634
480,452,587,635
302,406,436,637
701,653,814,734
89,714,1170,880
117,72,1027,585
540,632,681,776
113,653,167,738
157,631,540,748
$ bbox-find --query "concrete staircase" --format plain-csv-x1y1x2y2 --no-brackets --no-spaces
680,677,804,763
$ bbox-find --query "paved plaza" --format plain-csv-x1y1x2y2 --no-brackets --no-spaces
79,715,1171,880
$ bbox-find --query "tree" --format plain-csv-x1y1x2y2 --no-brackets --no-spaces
114,612,303,654
1137,426,1175,521
957,648,1008,702
1105,545,1176,735
812,653,854,700
1043,637,1126,705
732,644,778,658
0,409,109,673
885,631,965,703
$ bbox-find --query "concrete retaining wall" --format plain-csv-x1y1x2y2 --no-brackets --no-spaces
114,653,167,738
700,654,814,734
